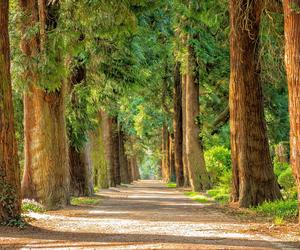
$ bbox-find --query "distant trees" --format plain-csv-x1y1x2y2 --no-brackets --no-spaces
0,0,21,222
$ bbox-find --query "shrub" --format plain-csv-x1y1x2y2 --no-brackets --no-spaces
205,146,231,186
253,199,298,221
278,167,297,199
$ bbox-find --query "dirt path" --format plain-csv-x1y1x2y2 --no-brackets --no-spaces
0,180,300,249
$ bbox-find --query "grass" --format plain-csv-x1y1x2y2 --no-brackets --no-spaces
71,196,101,206
251,199,298,222
22,199,45,213
207,187,230,204
184,191,212,203
166,182,177,188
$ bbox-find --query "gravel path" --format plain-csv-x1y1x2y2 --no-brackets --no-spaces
0,180,300,249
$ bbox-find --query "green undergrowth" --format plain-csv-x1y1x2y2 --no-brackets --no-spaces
71,196,101,206
166,182,177,188
22,199,45,213
184,191,213,203
251,199,298,223
207,187,230,204
1,216,26,229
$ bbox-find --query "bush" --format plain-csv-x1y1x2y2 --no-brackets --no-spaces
253,199,298,221
278,167,297,199
205,146,231,186
274,161,290,178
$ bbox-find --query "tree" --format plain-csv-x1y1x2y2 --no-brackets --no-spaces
0,0,21,222
119,129,131,184
173,62,184,187
229,0,281,207
185,32,210,191
20,0,70,209
90,112,109,189
283,0,300,221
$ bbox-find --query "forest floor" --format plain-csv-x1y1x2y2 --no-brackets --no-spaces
1,180,300,250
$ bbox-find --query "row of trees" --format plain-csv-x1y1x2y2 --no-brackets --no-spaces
0,0,142,222
2,0,300,224
160,0,300,219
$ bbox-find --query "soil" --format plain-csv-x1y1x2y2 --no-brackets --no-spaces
0,180,300,249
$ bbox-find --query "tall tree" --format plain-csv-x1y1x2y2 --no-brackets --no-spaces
119,129,130,184
283,0,300,221
181,74,189,187
0,0,21,222
229,0,281,207
173,62,184,187
90,112,109,189
185,33,210,191
102,111,116,187
20,0,70,208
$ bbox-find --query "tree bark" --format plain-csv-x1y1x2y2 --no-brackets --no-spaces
161,125,169,181
0,1,21,222
182,74,190,187
169,134,176,183
90,112,109,189
101,111,116,187
173,63,184,187
68,46,92,196
186,36,210,191
119,129,130,184
283,0,300,222
69,143,93,196
20,0,70,209
229,0,281,207
112,117,121,185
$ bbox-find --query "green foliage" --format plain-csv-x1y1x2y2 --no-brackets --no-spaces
252,200,298,221
205,146,231,186
0,180,18,220
2,217,26,229
207,187,230,204
273,161,297,199
22,199,45,213
140,155,161,180
71,197,101,206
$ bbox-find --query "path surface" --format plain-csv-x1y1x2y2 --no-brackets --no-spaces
0,180,300,249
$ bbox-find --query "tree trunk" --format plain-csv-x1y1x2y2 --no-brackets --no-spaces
182,74,190,187
20,0,69,209
112,117,121,185
283,0,300,222
173,62,184,187
68,43,91,196
229,0,281,207
165,130,171,182
161,125,169,181
101,111,116,187
169,134,176,183
90,112,109,189
119,130,130,184
275,142,289,164
186,36,210,191
0,1,21,222
69,143,93,196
